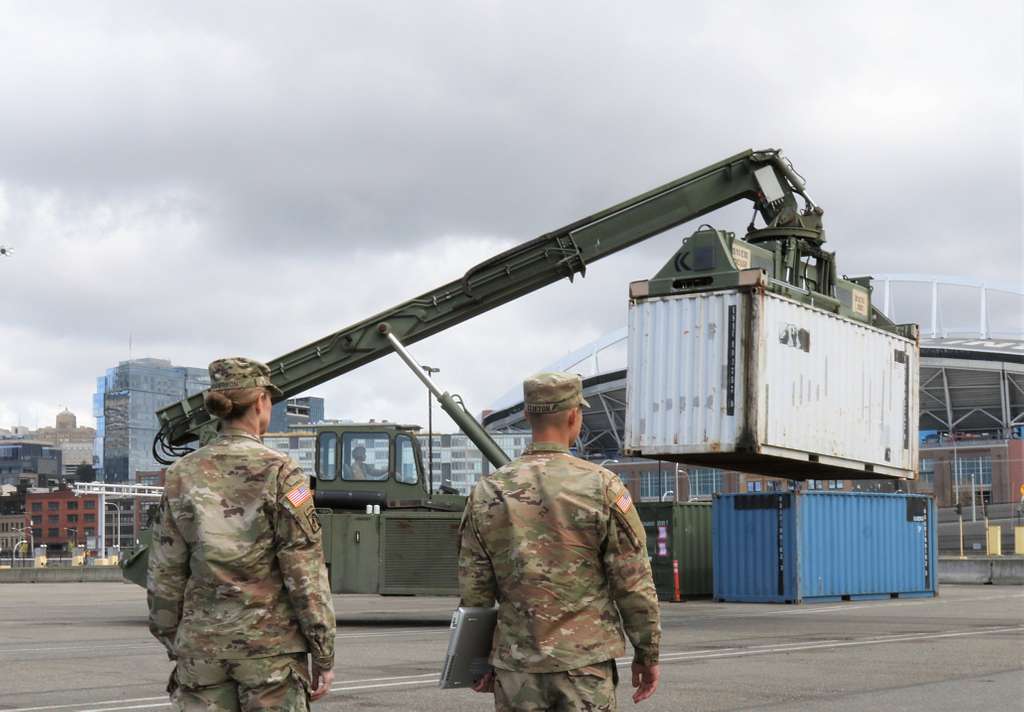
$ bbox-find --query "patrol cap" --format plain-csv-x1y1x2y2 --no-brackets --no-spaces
523,372,590,414
208,357,283,397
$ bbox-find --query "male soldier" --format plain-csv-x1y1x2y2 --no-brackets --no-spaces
148,357,335,710
459,372,661,711
348,445,382,480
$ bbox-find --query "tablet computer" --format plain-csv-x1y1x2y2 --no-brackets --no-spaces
439,606,497,689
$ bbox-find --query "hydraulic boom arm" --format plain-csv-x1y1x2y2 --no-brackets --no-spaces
155,148,817,458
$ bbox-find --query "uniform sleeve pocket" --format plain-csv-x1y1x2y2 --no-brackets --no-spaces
295,506,323,544
610,506,644,551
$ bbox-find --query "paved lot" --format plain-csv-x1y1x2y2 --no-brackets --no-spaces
0,584,1020,711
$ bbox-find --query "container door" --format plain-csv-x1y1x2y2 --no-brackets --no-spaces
625,291,748,456
713,494,796,603
639,503,676,601
672,503,713,597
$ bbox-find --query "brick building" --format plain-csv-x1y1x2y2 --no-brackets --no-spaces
25,488,100,553
914,438,1024,507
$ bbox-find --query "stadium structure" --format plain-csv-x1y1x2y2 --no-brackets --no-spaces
484,275,1024,531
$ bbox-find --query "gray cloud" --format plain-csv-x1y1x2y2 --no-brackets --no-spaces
0,0,1020,433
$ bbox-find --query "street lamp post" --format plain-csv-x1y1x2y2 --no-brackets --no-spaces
15,524,32,557
66,527,79,555
12,540,27,567
422,365,440,495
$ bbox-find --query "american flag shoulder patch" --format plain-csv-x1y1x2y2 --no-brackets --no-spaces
615,491,633,513
285,485,312,508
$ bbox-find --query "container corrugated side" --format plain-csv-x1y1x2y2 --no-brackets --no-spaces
712,492,936,603
637,502,712,599
797,492,935,600
625,288,918,479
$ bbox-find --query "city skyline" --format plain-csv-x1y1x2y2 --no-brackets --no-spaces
0,3,1019,435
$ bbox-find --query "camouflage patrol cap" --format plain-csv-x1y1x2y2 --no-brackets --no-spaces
207,357,283,397
523,372,590,414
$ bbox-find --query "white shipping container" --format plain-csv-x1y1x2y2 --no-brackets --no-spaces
624,285,919,479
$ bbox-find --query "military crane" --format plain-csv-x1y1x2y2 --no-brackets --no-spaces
154,148,895,458
124,148,906,595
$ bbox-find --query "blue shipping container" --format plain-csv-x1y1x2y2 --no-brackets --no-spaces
713,492,937,603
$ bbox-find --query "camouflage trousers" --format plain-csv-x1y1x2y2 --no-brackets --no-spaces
168,653,310,711
494,660,618,712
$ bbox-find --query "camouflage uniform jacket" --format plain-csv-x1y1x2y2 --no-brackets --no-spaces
459,442,660,673
147,427,335,668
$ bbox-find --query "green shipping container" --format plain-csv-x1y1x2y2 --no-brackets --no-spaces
636,502,713,601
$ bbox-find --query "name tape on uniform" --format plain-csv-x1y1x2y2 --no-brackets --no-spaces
615,491,633,513
286,485,312,508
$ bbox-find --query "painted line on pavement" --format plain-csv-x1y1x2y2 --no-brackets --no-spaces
6,672,443,712
773,591,1024,616
645,625,1024,665
11,625,1023,712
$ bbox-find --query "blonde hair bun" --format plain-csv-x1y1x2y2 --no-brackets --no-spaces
204,390,236,418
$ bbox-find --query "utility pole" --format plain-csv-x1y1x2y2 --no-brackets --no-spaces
953,441,965,558
106,502,122,556
422,365,440,495
971,462,977,523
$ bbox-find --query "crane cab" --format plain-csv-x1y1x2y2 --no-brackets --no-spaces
310,422,433,509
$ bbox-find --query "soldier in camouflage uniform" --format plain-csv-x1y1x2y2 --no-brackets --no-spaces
459,372,661,711
148,357,336,711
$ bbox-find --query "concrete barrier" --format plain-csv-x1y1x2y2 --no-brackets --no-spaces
0,566,123,584
939,557,1024,585
991,557,1024,585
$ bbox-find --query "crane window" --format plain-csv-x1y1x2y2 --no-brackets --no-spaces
342,433,389,481
395,435,418,485
317,433,337,481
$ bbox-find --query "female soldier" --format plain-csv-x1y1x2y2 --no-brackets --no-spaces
148,357,335,711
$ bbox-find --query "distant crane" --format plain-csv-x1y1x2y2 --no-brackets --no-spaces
0,245,12,257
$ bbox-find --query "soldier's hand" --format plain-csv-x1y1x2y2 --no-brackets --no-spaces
471,669,495,693
631,663,659,703
310,665,334,701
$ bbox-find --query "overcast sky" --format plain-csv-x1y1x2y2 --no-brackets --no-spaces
1,1,1021,433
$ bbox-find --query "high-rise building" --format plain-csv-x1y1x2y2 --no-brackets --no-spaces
417,431,531,495
0,442,62,487
269,397,325,433
263,431,316,473
93,358,210,482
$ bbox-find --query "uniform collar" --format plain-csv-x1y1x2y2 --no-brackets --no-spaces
525,441,570,454
220,426,262,443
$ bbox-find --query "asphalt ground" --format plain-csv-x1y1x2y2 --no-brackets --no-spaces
0,584,1020,711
